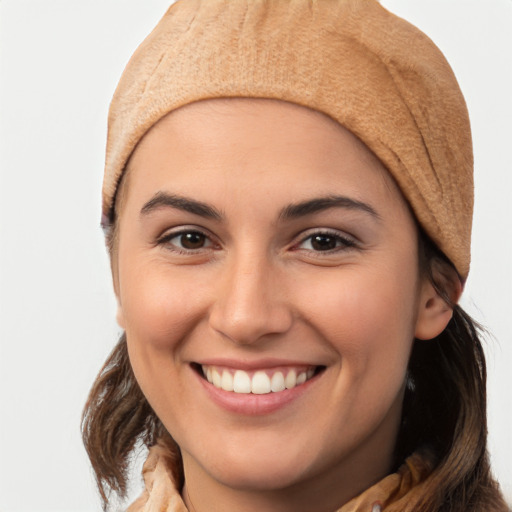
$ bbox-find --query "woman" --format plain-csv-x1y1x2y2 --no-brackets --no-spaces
82,0,509,510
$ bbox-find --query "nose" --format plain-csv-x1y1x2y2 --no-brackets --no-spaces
208,253,293,345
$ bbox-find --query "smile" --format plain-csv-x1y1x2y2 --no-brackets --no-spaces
200,365,318,395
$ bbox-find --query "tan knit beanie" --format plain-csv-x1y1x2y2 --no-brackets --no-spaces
102,0,473,279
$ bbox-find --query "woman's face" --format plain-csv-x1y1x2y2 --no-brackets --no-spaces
115,99,444,501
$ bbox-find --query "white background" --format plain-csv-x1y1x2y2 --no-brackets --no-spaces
0,1,511,510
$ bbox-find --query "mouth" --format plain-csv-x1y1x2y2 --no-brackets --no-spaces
192,363,325,395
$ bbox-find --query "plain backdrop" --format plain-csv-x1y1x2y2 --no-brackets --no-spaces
0,1,511,510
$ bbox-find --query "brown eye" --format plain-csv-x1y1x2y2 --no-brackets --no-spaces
297,231,356,252
180,232,207,249
159,229,214,252
310,234,338,251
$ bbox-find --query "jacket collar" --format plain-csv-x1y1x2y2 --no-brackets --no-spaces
127,440,433,512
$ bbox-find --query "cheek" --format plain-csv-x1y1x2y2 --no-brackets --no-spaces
120,259,211,350
118,262,209,423
301,265,418,382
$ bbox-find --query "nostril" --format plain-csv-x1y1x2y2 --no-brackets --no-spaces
208,274,293,346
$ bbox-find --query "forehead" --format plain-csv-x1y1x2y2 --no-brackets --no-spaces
134,98,383,172
120,98,409,220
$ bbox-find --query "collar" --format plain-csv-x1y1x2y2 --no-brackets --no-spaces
127,440,433,512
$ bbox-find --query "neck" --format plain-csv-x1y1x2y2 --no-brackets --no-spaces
181,440,395,512
179,387,406,512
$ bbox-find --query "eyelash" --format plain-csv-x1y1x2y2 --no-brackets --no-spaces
156,228,357,255
293,229,357,253
157,228,216,254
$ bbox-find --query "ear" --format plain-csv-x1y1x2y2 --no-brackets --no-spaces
414,264,463,341
116,300,126,330
110,258,126,330
112,272,126,329
112,269,126,329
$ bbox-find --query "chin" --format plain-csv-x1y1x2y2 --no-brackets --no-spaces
188,437,323,492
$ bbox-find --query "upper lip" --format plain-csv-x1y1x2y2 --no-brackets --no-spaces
193,357,323,371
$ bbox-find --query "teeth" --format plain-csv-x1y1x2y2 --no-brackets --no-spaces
233,370,252,393
270,372,285,392
202,366,317,395
251,371,271,394
212,368,222,388
285,369,297,389
221,370,234,391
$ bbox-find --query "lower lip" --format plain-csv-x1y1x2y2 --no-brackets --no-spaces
194,370,318,415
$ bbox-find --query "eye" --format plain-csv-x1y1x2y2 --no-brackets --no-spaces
297,231,356,252
158,229,214,252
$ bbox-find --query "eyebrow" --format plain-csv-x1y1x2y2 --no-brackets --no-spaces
140,192,223,220
279,195,381,221
140,192,380,222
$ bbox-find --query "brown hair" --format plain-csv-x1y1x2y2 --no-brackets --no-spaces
82,185,508,511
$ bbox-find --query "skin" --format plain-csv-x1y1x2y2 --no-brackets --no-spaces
114,98,454,512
